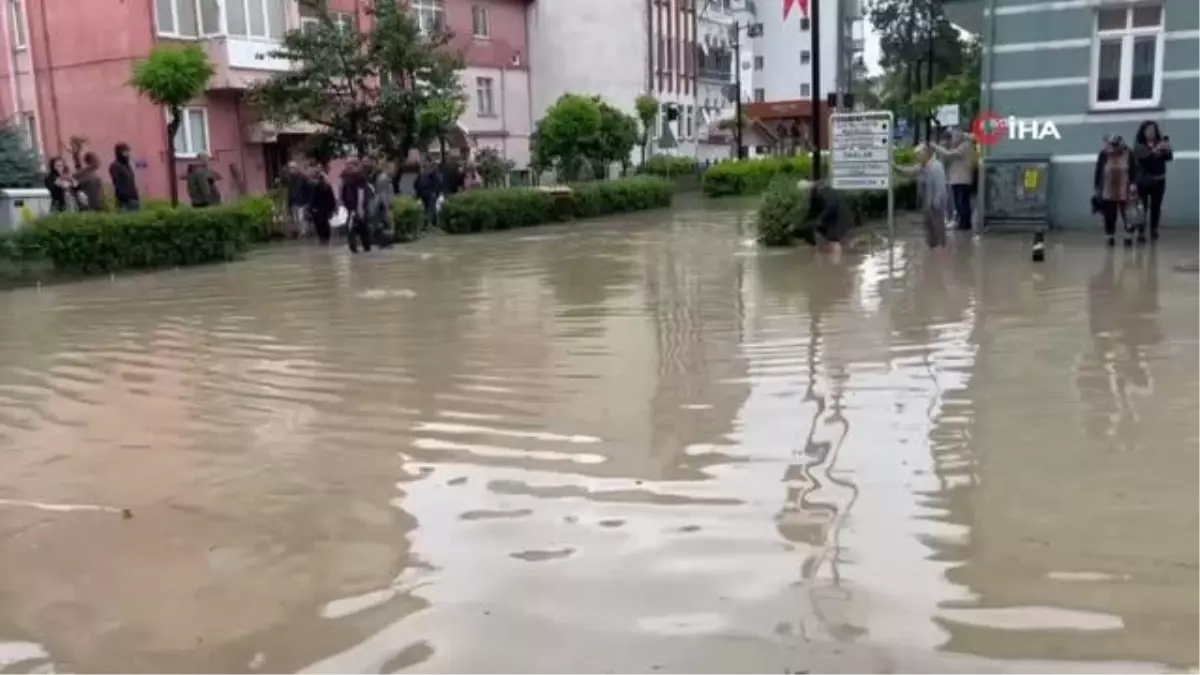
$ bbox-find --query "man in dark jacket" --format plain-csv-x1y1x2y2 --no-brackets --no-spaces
340,160,372,253
800,179,851,255
414,157,443,230
284,161,312,237
308,168,337,245
109,142,139,211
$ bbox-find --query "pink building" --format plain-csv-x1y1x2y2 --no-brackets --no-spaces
0,0,532,200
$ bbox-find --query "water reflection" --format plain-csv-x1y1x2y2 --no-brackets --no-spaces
0,210,1194,672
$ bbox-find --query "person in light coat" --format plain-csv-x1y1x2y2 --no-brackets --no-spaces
894,145,948,250
932,128,976,231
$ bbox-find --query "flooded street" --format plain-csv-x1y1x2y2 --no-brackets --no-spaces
0,202,1196,673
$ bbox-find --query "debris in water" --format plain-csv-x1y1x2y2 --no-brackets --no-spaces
122,508,133,520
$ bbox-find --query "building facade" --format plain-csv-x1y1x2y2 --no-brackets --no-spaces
0,0,532,200
945,0,1198,228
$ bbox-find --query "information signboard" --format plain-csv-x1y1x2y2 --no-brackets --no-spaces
830,110,896,239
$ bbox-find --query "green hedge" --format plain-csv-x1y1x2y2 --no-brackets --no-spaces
640,155,698,177
703,148,919,197
0,197,274,276
391,196,424,242
755,176,920,247
439,177,673,234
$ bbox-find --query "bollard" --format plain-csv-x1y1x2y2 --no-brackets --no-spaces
1031,231,1045,263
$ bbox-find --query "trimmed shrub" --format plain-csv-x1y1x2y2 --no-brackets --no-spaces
756,176,807,247
640,155,697,177
5,197,274,275
439,177,673,234
391,196,424,242
703,147,919,198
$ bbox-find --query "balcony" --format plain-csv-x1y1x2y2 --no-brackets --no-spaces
697,67,734,83
942,0,983,34
204,37,292,89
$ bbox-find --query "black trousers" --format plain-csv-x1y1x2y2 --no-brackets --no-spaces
1100,200,1127,236
951,184,973,230
1139,180,1165,235
311,212,332,244
348,216,372,253
422,198,438,229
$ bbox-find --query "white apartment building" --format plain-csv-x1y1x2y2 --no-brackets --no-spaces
748,0,864,105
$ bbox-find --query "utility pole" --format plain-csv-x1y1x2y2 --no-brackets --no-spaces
733,27,744,160
810,0,823,180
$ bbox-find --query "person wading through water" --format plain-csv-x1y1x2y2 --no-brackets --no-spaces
798,179,852,260
1132,120,1172,242
414,157,443,231
1093,134,1139,248
340,159,373,253
186,153,222,207
308,167,337,245
73,152,104,211
108,142,140,212
932,127,976,232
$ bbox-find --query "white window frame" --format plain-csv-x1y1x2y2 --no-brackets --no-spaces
1089,3,1165,111
413,0,444,35
21,112,37,155
475,76,495,117
800,83,810,97
169,107,210,159
471,3,490,38
225,0,287,41
299,12,352,34
8,0,27,50
155,0,224,38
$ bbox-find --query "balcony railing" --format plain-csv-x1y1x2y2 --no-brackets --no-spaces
697,67,733,83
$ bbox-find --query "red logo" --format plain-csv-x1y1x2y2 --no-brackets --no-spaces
784,0,809,19
972,111,1008,147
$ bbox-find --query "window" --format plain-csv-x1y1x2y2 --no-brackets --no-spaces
476,76,495,117
753,87,765,102
799,17,810,31
156,0,223,37
8,0,26,49
171,108,209,157
225,0,285,39
20,113,36,153
300,12,352,34
1090,4,1163,109
753,56,763,70
800,83,810,97
800,50,811,65
471,4,489,38
413,0,444,34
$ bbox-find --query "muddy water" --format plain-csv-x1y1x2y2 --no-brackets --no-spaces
0,204,1196,673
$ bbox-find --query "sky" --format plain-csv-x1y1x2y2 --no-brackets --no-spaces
864,26,883,76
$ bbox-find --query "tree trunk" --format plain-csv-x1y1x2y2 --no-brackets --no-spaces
166,107,182,206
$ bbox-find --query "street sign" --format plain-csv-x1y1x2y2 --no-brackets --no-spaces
936,104,960,128
830,109,896,240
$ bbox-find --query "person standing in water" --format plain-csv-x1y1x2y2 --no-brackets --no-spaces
308,167,337,245
894,145,948,250
931,128,976,231
1093,134,1138,248
1132,120,1172,242
108,142,140,212
340,159,372,253
73,152,104,211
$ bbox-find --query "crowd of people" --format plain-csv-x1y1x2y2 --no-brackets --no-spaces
884,119,1173,251
278,155,482,252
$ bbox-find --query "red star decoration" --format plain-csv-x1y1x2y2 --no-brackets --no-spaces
784,0,809,20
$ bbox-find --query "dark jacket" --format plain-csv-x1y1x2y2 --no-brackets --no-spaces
340,173,369,218
309,178,337,219
187,166,220,207
108,145,139,204
440,163,464,195
44,172,68,211
414,168,443,204
73,166,104,211
286,172,312,207
804,184,850,243
1133,142,1172,186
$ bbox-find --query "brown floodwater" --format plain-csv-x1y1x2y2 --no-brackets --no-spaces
0,202,1196,674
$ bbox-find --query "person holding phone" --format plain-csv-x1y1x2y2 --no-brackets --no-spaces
1132,120,1172,242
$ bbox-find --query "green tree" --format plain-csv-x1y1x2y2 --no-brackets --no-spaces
475,147,513,187
634,94,659,167
418,93,467,160
590,99,639,178
130,44,215,204
251,0,464,164
531,94,602,182
0,124,41,188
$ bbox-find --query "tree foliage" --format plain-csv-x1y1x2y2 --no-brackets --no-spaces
251,0,464,162
531,94,639,181
634,94,659,165
475,147,513,187
594,100,639,176
0,124,41,188
130,44,215,203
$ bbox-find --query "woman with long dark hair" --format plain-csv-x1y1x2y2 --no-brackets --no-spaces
1132,120,1172,242
44,156,76,212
